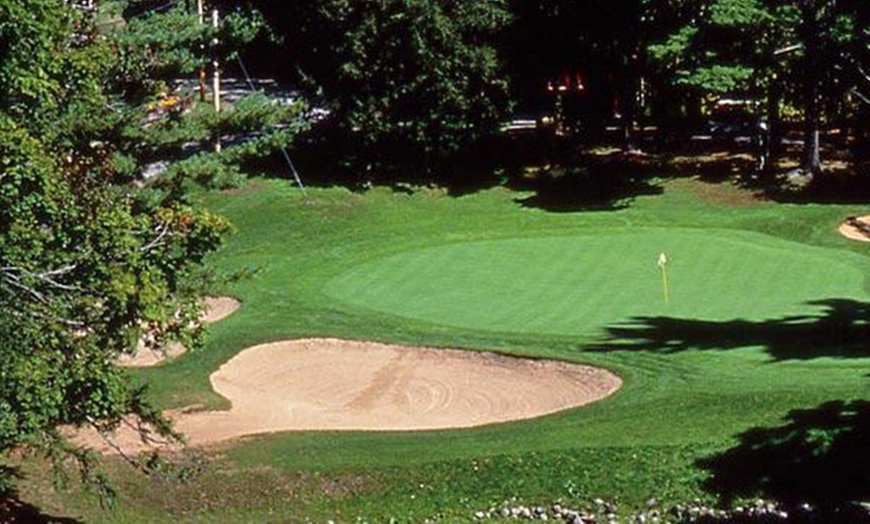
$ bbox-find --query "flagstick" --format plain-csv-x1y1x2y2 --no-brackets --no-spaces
658,252,670,304
661,264,670,304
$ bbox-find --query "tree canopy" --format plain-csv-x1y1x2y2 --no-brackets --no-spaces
0,0,303,501
647,0,870,176
250,0,513,174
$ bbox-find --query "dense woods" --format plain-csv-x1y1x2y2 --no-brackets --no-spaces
241,0,870,184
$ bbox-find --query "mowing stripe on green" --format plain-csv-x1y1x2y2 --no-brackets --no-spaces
325,228,869,337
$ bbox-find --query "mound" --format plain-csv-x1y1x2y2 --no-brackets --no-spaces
76,339,621,454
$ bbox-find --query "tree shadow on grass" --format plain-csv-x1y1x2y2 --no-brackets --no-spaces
512,163,663,212
587,299,870,361
284,125,674,205
0,466,82,524
512,152,664,212
698,400,870,523
587,302,870,522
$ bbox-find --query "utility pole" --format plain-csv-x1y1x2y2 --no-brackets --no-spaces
197,0,206,102
212,8,222,152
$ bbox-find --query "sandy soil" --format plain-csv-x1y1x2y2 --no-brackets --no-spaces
117,296,240,367
76,338,621,454
839,215,870,242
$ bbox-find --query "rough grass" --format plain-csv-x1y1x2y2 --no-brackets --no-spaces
20,176,870,522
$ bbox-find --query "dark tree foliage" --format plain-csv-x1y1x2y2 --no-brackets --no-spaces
702,400,870,521
505,0,701,152
243,0,513,175
648,0,870,178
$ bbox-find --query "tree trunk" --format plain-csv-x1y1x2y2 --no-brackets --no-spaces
620,1,643,154
800,0,823,178
803,105,821,176
761,77,783,179
854,97,870,162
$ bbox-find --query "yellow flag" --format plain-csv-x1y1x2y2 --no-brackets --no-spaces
658,252,670,303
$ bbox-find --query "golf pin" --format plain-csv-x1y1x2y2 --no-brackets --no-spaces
658,252,670,304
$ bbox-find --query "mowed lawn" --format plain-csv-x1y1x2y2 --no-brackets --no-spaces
25,177,870,522
325,230,867,336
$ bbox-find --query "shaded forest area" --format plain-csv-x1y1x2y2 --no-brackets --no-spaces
223,0,870,200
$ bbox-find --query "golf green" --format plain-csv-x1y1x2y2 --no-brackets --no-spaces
325,227,869,337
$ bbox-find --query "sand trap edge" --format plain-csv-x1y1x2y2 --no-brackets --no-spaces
839,215,870,242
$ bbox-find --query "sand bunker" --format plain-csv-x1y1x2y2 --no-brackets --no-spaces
78,339,621,454
118,296,240,367
839,215,870,242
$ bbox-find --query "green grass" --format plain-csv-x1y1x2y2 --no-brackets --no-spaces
24,177,870,522
325,229,868,335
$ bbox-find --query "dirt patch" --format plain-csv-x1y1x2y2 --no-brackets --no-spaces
839,215,870,242
77,339,621,454
199,296,241,324
666,178,765,207
117,296,240,367
221,179,267,196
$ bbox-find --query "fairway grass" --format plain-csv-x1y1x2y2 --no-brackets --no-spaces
27,178,870,522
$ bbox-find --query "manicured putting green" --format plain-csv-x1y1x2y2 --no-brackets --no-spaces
325,227,869,337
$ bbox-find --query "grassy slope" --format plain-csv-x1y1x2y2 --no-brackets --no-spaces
25,178,870,522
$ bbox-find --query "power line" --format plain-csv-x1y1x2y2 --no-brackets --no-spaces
130,0,179,18
236,56,307,195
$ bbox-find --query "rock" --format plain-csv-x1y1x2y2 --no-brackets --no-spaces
786,168,813,187
474,511,486,520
